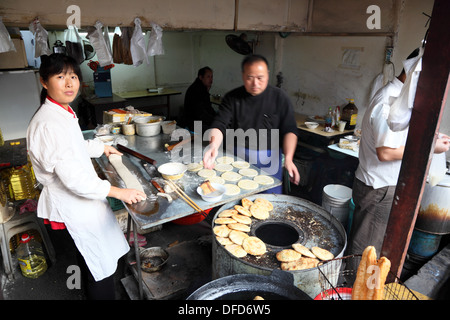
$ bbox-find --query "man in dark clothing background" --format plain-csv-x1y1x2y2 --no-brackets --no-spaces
182,66,217,133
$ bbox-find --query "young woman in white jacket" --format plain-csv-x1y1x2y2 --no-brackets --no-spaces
27,54,146,299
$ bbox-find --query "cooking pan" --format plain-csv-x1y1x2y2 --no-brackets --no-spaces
187,269,311,300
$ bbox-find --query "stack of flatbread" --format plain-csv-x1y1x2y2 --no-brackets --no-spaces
213,197,274,258
276,243,334,271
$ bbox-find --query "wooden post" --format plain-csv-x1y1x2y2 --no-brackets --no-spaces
381,0,450,281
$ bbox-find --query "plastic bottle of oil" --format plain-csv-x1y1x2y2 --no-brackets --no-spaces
341,99,358,130
8,165,37,201
16,233,48,279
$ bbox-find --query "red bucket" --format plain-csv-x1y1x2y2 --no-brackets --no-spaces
314,287,352,300
172,208,212,225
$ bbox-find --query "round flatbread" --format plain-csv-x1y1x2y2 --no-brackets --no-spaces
231,214,252,225
229,230,249,246
241,198,253,209
198,169,216,178
187,162,203,172
221,171,242,182
213,224,231,237
232,160,250,169
311,247,334,261
214,163,233,172
218,209,238,217
216,236,233,246
239,168,258,177
225,244,247,258
254,198,274,211
238,179,259,190
276,249,302,262
224,184,241,196
228,222,251,232
242,236,266,256
249,203,270,220
281,257,319,271
234,205,252,217
207,176,225,185
292,243,317,258
216,156,234,164
253,175,274,185
214,217,237,225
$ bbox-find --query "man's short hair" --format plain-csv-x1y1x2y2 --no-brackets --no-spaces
241,54,269,72
198,66,213,77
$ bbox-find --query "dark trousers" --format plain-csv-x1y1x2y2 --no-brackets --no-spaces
347,177,396,257
46,226,116,300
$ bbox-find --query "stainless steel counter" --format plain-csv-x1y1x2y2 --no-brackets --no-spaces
84,130,282,230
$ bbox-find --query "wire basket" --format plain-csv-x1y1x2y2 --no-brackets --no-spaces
316,254,419,300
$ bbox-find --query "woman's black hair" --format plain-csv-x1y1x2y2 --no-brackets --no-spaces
39,53,82,105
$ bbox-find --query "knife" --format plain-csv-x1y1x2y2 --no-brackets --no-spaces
117,144,157,165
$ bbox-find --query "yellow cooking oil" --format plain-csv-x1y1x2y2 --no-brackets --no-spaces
8,164,37,201
16,234,47,279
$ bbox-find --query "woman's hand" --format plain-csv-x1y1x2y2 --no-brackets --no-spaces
108,186,146,204
104,145,123,157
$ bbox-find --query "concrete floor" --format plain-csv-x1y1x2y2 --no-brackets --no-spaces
1,210,450,300
1,215,214,300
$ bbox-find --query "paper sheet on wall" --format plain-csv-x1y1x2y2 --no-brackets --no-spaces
339,47,363,70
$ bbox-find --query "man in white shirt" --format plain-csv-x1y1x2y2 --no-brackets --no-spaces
347,50,450,257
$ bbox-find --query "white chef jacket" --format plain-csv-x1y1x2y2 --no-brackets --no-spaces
355,78,409,189
27,98,129,281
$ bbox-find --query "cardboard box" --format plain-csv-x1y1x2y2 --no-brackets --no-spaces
0,39,28,69
103,110,152,123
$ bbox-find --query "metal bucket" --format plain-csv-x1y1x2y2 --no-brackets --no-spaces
322,184,352,229
212,194,347,299
416,176,450,234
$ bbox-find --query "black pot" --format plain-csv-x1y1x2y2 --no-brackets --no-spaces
187,269,311,300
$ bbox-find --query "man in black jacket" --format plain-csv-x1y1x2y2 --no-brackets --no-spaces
203,55,300,193
182,66,217,133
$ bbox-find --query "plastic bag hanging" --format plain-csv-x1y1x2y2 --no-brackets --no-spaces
0,16,15,53
147,22,164,56
64,25,84,64
28,18,51,58
130,18,148,67
387,47,424,132
86,21,113,67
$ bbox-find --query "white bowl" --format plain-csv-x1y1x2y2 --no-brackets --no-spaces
197,183,226,202
134,116,165,136
305,122,319,130
157,162,187,180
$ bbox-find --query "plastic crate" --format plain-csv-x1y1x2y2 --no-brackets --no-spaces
107,197,125,211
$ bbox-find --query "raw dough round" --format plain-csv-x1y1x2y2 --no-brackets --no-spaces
239,168,258,177
187,162,203,172
221,171,242,182
232,160,250,169
253,175,274,185
198,169,216,178
207,176,225,185
224,184,241,196
238,179,259,190
214,163,233,172
216,156,234,164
